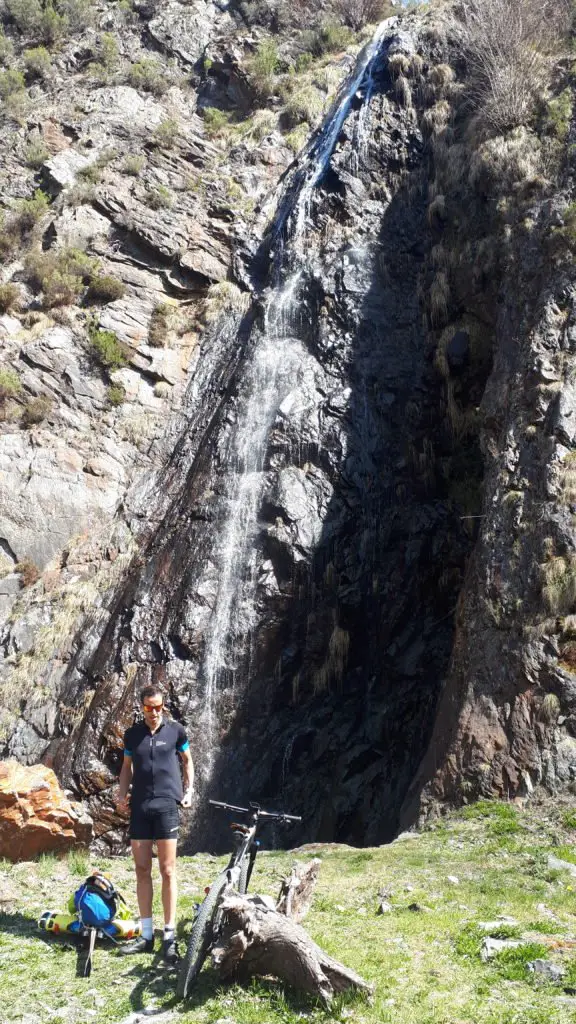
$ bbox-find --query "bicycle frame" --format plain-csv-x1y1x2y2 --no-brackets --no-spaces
177,799,301,998
210,800,301,892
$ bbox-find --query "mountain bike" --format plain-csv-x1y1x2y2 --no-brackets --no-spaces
177,799,301,999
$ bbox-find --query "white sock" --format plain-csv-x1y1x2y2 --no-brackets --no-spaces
164,923,175,940
141,917,153,940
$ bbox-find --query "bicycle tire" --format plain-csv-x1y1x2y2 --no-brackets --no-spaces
238,856,249,895
177,871,229,999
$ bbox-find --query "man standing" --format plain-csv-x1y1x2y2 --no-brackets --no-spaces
115,685,194,963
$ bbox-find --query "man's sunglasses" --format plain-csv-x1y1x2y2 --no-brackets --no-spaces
142,703,163,713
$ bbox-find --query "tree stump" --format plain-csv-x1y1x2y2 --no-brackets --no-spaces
211,860,372,1006
275,858,321,922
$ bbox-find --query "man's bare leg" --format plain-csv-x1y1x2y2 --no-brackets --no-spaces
118,839,155,955
131,839,154,921
157,838,178,926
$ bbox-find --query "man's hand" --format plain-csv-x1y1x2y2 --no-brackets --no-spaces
181,789,193,809
115,792,130,815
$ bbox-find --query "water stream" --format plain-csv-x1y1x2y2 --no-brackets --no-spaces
199,18,395,766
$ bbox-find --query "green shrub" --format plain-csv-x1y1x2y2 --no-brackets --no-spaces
285,123,309,153
0,28,14,64
454,923,485,959
493,942,548,980
283,85,324,127
58,0,93,32
24,137,49,168
106,383,125,406
38,6,67,45
545,88,573,142
15,189,49,232
0,368,22,400
6,0,43,35
152,118,179,148
146,185,172,210
562,809,576,829
94,32,119,69
294,52,314,73
122,154,145,175
89,327,128,370
77,162,103,184
23,46,51,79
8,0,91,39
249,37,279,97
24,247,98,308
300,21,352,57
0,68,25,99
0,191,49,255
202,106,232,135
148,302,171,347
85,275,125,304
0,283,22,313
127,59,169,97
21,396,52,426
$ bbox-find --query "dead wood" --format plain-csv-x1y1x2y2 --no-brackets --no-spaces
211,893,372,1005
275,858,321,922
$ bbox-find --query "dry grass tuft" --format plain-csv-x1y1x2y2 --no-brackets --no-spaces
421,99,451,138
538,692,561,724
204,281,250,323
542,555,576,615
467,127,543,197
394,74,412,109
312,624,350,693
427,193,446,228
429,270,450,326
388,53,410,79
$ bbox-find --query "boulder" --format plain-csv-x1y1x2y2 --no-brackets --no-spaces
0,760,92,861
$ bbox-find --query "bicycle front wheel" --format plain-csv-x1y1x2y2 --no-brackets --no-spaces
238,856,250,895
177,871,229,999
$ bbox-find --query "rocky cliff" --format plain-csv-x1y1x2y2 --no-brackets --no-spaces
1,0,574,851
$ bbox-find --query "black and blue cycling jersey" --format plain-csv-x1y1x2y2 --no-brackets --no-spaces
123,717,189,806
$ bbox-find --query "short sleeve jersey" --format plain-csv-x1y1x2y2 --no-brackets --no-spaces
123,717,189,806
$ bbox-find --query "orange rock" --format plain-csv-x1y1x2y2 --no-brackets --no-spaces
0,760,93,862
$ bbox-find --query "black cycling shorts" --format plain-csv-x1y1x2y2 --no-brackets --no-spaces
129,797,180,841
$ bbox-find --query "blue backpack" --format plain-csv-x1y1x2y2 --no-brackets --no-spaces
73,874,122,929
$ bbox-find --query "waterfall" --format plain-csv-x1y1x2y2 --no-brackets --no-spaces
198,18,395,765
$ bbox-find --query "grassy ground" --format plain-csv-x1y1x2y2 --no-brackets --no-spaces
2,800,576,1023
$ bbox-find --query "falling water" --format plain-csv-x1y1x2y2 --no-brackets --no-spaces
199,18,396,758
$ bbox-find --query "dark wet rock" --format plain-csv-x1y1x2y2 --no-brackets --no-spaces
446,330,470,374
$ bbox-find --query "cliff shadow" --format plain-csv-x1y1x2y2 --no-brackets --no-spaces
202,54,476,849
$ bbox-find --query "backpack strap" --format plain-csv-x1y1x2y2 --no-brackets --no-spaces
83,927,97,978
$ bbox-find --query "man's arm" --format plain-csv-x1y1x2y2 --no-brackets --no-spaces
179,748,194,807
115,754,133,813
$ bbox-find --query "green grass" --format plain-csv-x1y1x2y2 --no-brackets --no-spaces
2,802,576,1022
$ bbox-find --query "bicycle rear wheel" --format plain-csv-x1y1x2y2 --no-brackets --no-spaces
177,871,229,999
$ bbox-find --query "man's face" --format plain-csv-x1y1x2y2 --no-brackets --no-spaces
142,693,164,728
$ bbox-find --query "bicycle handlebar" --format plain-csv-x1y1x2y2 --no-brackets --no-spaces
208,799,301,823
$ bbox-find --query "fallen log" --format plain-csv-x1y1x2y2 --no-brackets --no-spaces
211,892,373,1005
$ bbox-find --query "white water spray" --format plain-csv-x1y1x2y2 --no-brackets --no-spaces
199,19,395,757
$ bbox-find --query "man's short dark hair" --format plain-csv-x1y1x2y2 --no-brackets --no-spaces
140,684,164,704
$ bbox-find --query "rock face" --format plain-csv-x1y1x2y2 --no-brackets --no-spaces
0,760,92,860
24,25,473,850
1,0,575,852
